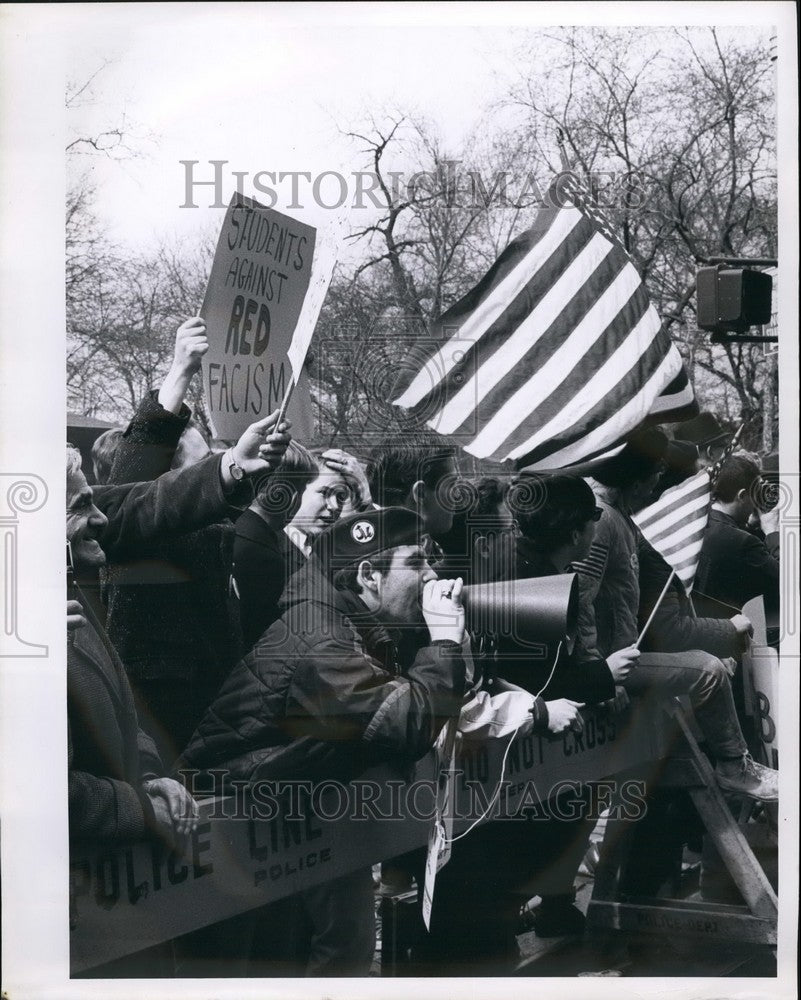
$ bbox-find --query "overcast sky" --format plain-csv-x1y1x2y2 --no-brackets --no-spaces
61,4,780,255
66,10,523,248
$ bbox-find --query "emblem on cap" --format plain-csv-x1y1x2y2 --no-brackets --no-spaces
351,520,375,543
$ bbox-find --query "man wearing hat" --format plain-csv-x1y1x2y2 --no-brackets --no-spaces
179,507,468,975
672,411,730,468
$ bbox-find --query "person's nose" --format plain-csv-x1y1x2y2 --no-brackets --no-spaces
422,565,438,584
89,504,108,532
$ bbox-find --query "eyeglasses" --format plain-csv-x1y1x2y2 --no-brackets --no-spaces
590,507,604,522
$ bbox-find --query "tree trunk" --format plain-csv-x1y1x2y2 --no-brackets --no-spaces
762,349,778,453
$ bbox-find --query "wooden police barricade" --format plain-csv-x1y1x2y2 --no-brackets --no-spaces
69,701,663,973
586,700,778,948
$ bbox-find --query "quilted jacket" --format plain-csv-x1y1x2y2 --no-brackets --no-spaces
178,556,467,787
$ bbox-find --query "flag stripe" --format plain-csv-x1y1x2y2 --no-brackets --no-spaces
636,472,710,528
633,471,712,593
638,485,711,536
428,229,636,443
403,214,598,425
490,292,657,460
394,206,585,409
647,515,708,553
507,336,680,467
431,231,613,434
458,250,638,451
666,540,704,572
649,369,695,413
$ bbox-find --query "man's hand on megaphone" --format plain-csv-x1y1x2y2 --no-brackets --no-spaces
607,645,640,683
422,577,465,645
545,699,585,735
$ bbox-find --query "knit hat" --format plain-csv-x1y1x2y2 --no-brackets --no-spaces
312,507,424,576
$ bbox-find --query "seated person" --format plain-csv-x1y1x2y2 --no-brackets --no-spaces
639,543,753,660
511,474,640,702
414,476,636,971
574,428,778,802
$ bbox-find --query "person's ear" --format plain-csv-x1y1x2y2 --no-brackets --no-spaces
357,559,380,595
570,527,581,547
410,480,426,510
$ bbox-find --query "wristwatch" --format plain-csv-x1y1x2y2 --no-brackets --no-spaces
226,449,246,482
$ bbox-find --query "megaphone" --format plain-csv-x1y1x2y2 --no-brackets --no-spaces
462,574,579,645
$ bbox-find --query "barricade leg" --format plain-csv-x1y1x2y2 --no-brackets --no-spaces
586,700,777,950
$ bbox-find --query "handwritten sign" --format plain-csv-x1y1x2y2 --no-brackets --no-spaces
69,703,665,973
201,195,316,440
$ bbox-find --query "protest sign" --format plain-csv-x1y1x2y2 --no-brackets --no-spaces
742,596,779,768
201,195,316,441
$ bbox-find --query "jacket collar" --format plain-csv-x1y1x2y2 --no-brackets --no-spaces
236,508,285,548
280,555,400,672
709,507,740,528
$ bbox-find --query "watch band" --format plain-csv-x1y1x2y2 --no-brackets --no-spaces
226,448,246,482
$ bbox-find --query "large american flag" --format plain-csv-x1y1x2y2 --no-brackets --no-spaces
632,431,741,592
391,172,697,471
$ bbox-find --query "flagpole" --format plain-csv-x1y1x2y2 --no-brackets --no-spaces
636,569,676,648
555,128,572,172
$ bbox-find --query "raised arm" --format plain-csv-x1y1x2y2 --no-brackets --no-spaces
108,318,209,484
95,411,292,558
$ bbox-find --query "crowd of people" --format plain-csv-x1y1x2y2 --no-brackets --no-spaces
67,317,781,977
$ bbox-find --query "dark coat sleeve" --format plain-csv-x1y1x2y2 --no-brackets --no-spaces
94,454,250,559
68,722,157,843
740,532,780,605
501,643,615,705
108,390,190,485
557,654,616,704
638,544,740,658
233,528,288,649
287,638,467,762
765,531,780,561
67,610,164,843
